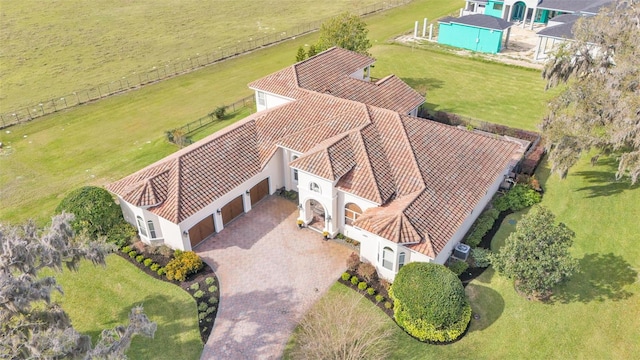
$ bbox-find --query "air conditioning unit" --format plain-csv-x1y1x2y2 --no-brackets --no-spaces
453,243,470,261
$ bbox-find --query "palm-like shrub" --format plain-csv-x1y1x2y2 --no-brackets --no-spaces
390,262,471,343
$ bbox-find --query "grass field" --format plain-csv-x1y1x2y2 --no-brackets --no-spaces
0,0,466,224
44,255,203,359
0,0,388,110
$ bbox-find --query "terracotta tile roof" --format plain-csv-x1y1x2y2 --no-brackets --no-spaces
249,47,423,113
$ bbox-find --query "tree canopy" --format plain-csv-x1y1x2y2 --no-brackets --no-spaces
542,0,640,183
390,262,471,342
492,205,578,299
0,214,155,359
316,12,372,55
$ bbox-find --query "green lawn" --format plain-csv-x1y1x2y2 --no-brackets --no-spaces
0,0,467,225
0,0,387,110
44,255,202,360
289,156,640,359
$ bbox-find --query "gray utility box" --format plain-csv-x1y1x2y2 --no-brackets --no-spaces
453,243,471,261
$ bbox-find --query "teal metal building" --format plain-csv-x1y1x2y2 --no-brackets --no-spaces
437,14,513,54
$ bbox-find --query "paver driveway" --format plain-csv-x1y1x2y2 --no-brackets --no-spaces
197,196,352,359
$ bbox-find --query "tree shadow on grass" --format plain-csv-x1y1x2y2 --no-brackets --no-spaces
552,253,638,304
402,77,445,95
574,158,639,198
465,282,505,332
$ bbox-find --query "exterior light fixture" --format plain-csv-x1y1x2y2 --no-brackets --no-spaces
216,209,222,214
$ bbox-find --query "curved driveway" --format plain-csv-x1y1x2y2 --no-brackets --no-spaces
197,196,352,359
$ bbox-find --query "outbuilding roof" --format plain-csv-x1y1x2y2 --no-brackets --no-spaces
438,14,513,31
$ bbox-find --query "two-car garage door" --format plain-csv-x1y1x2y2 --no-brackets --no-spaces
188,178,270,248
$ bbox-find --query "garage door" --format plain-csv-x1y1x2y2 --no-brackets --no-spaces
188,215,215,248
221,195,244,226
250,178,269,206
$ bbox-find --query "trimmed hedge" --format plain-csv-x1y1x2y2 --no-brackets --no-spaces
465,208,500,247
448,260,469,276
390,262,470,343
471,247,492,268
494,184,541,212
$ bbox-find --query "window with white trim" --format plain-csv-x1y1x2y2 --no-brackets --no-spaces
136,216,147,237
398,252,406,270
292,155,299,182
257,91,266,107
147,220,157,238
309,182,321,193
382,247,394,270
344,203,362,226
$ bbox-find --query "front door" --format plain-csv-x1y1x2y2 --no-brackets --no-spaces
512,1,525,21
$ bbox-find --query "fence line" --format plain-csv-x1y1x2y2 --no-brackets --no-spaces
166,95,255,146
0,0,413,130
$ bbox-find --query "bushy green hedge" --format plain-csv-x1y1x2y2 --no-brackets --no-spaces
494,184,541,212
165,251,203,282
465,208,500,247
390,263,470,343
448,259,469,276
471,248,492,268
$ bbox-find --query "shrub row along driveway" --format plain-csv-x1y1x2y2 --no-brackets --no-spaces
196,196,352,359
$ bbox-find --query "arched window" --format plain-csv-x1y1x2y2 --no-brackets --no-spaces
309,182,321,193
147,220,157,238
398,252,406,270
136,216,147,237
382,247,394,270
344,203,362,226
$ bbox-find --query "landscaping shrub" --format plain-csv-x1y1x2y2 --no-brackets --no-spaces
208,297,218,305
106,221,137,248
136,255,144,263
341,272,351,281
350,276,359,285
199,312,207,321
206,306,215,315
55,186,124,242
121,246,132,253
150,263,160,272
356,262,377,283
165,251,203,282
208,286,217,293
448,259,469,276
205,277,215,285
346,252,360,271
384,302,392,309
471,248,492,268
128,250,137,258
157,268,165,276
465,208,500,247
375,294,384,303
494,184,541,212
157,245,174,258
143,258,153,267
358,282,368,291
198,302,208,312
367,287,376,296
213,106,226,120
390,262,471,343
379,279,391,292
193,290,204,299
189,283,200,291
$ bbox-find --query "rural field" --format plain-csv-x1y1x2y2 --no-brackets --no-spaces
2,0,639,358
0,0,387,111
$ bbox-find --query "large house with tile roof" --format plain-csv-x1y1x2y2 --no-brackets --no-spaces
108,47,526,281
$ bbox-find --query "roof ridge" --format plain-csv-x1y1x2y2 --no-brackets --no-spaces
351,126,385,204
173,157,185,223
394,113,427,188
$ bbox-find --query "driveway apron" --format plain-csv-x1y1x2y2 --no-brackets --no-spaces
197,196,352,359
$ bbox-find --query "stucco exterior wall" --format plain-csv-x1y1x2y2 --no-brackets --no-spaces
297,172,337,234
438,22,504,53
485,1,505,17
253,90,294,112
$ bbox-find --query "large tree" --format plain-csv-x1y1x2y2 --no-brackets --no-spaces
0,214,156,359
492,206,578,299
316,12,372,55
541,0,640,183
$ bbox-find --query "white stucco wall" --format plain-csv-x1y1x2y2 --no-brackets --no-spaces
297,172,337,234
281,147,302,192
253,90,294,112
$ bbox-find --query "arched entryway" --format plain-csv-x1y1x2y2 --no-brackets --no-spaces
511,1,526,21
306,199,327,232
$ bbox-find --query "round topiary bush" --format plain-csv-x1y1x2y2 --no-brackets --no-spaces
390,262,471,343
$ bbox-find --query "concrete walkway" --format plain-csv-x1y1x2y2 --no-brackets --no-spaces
196,196,352,359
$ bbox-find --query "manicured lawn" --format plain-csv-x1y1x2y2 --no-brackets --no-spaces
0,0,467,225
290,156,640,359
44,255,202,360
1,0,387,110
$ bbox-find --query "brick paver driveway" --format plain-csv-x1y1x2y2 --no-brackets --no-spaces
196,196,352,359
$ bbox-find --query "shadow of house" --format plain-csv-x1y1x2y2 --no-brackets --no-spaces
552,253,638,304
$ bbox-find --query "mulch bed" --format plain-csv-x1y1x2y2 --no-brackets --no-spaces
338,269,394,318
117,242,219,343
